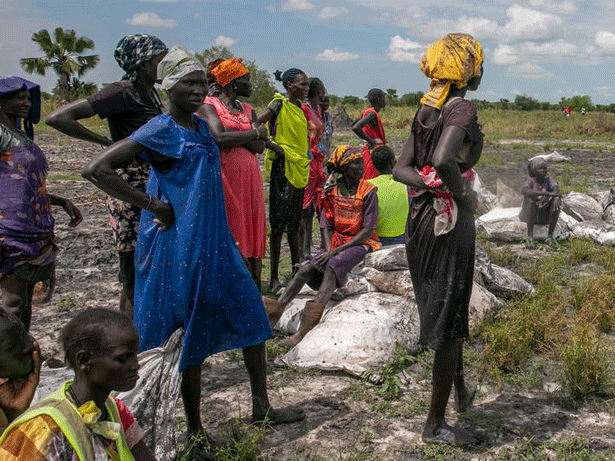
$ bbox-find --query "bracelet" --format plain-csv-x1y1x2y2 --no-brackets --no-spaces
254,129,261,140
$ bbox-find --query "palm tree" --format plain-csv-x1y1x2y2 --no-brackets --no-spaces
20,28,99,101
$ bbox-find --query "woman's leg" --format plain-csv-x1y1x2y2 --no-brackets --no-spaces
287,229,301,276
247,258,262,293
453,342,475,412
277,264,319,305
299,206,314,262
243,343,304,423
269,230,283,292
181,365,203,434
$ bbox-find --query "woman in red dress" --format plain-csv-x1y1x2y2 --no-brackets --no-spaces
200,58,268,290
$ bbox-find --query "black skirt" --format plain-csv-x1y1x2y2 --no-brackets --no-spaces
269,156,305,234
405,193,475,350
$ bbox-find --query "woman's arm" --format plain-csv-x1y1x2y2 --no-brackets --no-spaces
351,112,376,148
431,125,477,211
392,132,426,189
82,139,175,230
47,195,82,227
199,103,266,149
45,99,113,147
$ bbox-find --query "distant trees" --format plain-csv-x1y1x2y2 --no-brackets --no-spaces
560,95,593,112
513,94,541,111
20,28,99,102
195,45,276,106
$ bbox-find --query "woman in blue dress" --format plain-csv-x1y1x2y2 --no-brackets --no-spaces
82,47,304,443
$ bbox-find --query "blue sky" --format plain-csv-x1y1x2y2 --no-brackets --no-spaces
3,0,615,104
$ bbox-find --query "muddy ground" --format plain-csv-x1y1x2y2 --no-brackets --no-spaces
15,129,615,460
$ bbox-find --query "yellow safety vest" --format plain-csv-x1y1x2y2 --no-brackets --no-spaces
0,381,134,461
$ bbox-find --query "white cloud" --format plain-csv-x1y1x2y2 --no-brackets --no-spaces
213,35,236,47
387,35,423,63
316,48,359,62
499,5,562,42
527,0,576,14
319,6,348,20
454,16,500,38
138,0,177,2
507,62,555,80
125,12,177,28
595,31,615,50
281,0,314,11
523,40,577,57
493,44,520,65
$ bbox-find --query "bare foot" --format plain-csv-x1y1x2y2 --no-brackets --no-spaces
422,423,482,447
252,405,305,425
454,387,476,413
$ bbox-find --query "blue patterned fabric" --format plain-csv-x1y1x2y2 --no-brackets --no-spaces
129,115,271,372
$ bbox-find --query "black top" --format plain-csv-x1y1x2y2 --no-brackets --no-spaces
87,80,163,142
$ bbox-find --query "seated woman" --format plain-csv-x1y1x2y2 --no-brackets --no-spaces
0,308,156,460
0,310,41,434
519,157,561,248
264,145,381,347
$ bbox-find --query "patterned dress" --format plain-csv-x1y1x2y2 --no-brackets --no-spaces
301,102,326,210
204,96,266,259
359,107,386,180
0,125,54,278
129,115,271,372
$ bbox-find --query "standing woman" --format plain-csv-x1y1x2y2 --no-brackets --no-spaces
200,58,268,290
46,34,168,319
258,68,310,294
299,77,327,261
82,47,303,440
393,33,484,446
0,77,82,331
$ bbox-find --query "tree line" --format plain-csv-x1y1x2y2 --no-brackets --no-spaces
21,27,615,113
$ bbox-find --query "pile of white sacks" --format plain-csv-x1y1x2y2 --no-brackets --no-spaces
275,244,534,377
476,154,615,245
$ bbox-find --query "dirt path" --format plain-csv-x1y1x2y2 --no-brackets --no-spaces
14,131,615,460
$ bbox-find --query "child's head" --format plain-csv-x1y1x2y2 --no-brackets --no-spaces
320,95,330,111
61,308,140,393
371,145,395,173
0,311,34,380
527,158,548,180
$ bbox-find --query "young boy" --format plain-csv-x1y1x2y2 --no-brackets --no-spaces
367,146,409,246
519,157,561,248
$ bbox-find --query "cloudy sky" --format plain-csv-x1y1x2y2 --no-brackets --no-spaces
2,0,615,104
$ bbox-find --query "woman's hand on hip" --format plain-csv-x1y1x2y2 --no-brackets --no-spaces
151,199,175,231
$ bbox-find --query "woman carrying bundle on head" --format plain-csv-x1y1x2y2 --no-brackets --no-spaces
200,58,268,290
258,68,310,294
393,33,485,446
264,145,380,347
82,47,304,451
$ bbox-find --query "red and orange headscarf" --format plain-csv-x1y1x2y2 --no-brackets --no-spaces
210,58,250,88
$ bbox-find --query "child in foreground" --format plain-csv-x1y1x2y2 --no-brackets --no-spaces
0,308,156,461
0,310,41,434
519,157,561,248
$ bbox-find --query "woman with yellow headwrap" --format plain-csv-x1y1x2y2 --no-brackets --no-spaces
263,145,380,347
392,33,484,446
200,58,268,291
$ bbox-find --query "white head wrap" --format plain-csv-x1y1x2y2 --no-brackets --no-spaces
158,46,206,91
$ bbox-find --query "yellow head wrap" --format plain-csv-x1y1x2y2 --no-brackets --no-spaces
210,58,250,88
327,145,363,172
419,33,484,109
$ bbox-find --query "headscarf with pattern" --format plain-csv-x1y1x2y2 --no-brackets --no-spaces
324,145,363,191
158,46,206,91
0,76,41,140
210,58,250,88
114,34,168,81
419,33,484,109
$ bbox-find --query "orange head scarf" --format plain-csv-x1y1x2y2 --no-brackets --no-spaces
210,58,249,88
419,33,484,109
